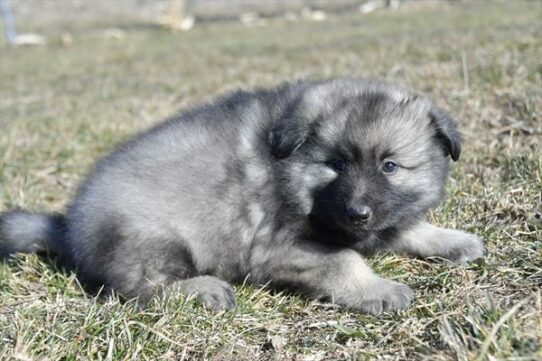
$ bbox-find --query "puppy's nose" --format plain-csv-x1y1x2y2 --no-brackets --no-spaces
345,206,372,223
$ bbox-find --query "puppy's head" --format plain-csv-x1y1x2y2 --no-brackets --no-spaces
270,79,461,242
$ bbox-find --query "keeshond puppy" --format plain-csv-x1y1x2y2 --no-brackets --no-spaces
0,78,484,315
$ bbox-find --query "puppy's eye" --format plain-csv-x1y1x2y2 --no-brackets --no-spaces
328,159,346,172
382,161,399,174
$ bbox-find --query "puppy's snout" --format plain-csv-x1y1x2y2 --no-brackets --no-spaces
345,206,372,223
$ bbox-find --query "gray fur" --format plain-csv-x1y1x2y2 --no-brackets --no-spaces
0,78,484,314
387,221,484,264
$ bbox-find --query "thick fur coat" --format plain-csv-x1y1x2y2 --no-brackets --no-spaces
0,78,484,314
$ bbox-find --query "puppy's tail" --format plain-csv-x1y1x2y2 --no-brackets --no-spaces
0,210,67,258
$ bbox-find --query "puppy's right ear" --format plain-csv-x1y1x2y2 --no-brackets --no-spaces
268,117,311,159
429,107,462,162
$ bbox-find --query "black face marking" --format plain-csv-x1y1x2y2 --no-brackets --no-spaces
328,159,346,172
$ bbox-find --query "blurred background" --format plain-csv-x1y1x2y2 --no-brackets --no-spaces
1,0,470,37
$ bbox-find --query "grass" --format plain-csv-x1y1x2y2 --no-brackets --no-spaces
1,1,541,360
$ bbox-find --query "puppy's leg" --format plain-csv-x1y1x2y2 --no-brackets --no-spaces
251,243,413,315
101,239,236,310
389,221,484,264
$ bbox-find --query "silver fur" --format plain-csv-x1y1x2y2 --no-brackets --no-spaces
0,78,484,314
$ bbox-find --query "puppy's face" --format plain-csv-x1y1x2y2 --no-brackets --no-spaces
270,80,461,242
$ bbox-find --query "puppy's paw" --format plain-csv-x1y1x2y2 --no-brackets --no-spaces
176,276,236,310
353,279,414,315
438,231,485,264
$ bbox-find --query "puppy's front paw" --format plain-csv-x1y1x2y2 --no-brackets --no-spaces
353,279,414,315
439,231,485,264
176,276,236,310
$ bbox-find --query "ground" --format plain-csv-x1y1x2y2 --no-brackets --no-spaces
0,1,541,360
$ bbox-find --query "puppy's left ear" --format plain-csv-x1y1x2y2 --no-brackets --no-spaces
429,107,462,161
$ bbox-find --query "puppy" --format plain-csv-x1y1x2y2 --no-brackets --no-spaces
0,78,484,314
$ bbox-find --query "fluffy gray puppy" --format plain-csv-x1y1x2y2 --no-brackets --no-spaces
0,78,484,314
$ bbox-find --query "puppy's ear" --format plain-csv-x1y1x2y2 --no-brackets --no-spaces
429,107,462,161
268,117,311,159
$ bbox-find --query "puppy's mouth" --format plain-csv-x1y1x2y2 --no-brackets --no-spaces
340,214,394,234
338,217,376,232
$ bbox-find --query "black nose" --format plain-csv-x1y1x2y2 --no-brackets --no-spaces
346,206,372,223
